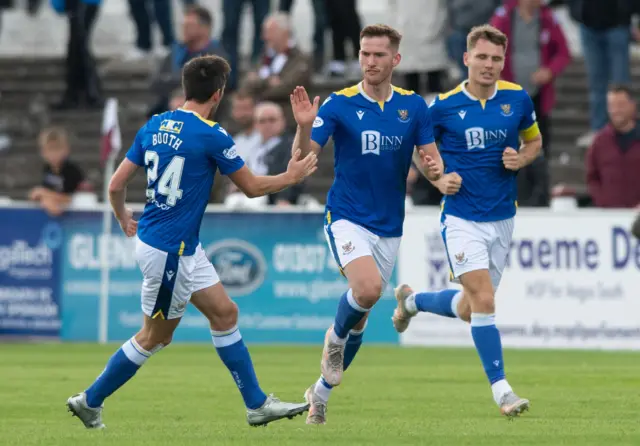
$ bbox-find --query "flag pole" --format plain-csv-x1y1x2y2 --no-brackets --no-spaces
99,98,122,345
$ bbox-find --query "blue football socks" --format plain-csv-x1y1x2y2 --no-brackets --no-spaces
85,337,157,408
470,313,505,385
333,289,368,339
211,326,267,410
411,289,460,318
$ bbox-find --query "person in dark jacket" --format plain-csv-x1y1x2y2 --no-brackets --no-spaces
50,0,103,109
147,5,228,117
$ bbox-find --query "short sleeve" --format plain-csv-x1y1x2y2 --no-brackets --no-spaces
207,127,245,175
62,162,85,194
416,97,435,146
125,127,145,166
518,91,540,140
428,96,443,142
310,95,338,148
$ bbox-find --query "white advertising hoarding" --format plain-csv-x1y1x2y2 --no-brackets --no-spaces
398,208,640,350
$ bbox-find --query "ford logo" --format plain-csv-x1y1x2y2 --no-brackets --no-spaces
205,239,266,296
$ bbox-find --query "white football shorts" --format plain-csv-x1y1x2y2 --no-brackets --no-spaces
324,215,401,291
440,214,514,290
135,237,220,320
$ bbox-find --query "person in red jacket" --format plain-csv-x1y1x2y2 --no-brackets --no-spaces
490,0,571,158
586,84,640,208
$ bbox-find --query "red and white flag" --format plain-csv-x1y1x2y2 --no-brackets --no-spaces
100,98,122,166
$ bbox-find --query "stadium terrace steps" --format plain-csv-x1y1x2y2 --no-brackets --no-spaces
1,57,639,204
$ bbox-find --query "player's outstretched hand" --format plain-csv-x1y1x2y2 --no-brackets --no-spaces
118,207,138,237
419,149,443,181
287,149,318,183
290,86,320,128
437,172,462,195
502,147,522,171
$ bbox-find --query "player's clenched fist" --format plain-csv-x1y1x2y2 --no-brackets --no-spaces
118,208,138,237
287,149,318,183
436,172,462,196
419,149,443,181
290,86,320,128
502,147,522,171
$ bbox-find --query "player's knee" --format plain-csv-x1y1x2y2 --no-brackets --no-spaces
207,299,239,329
351,279,383,308
468,291,495,314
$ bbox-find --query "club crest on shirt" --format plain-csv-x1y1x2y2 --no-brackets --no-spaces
500,104,513,117
342,241,355,255
397,109,410,122
455,252,467,265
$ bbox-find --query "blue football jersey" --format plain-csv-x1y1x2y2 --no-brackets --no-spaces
126,109,244,256
430,80,540,222
311,83,435,237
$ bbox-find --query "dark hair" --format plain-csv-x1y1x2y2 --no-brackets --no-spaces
233,89,256,103
608,83,634,98
467,24,508,51
182,55,231,103
360,24,403,50
185,5,213,28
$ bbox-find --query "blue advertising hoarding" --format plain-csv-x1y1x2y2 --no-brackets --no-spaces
0,208,62,337
58,209,399,344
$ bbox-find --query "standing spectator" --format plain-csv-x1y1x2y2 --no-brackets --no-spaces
124,0,175,61
147,5,227,117
279,0,327,70
241,12,312,129
222,0,270,91
389,0,449,95
446,0,503,81
50,0,103,110
570,0,640,148
586,85,640,208
491,0,571,158
29,127,88,216
325,0,362,77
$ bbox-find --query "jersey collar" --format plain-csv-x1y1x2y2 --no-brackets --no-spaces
461,80,498,102
357,82,394,105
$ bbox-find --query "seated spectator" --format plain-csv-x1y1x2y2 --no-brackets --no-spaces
29,127,88,216
147,5,227,117
168,88,185,111
224,102,303,207
241,12,312,129
229,91,261,160
586,84,640,208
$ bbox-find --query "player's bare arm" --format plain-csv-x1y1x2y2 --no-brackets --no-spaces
503,133,543,171
228,149,317,198
108,158,140,237
414,142,444,181
290,86,322,157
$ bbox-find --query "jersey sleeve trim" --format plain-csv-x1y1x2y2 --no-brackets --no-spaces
519,122,540,141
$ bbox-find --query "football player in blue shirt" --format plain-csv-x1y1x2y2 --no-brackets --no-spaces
289,24,444,424
392,25,543,417
66,55,317,429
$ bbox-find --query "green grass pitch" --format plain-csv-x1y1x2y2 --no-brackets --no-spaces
1,344,638,445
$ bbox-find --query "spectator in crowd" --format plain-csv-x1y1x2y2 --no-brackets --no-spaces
29,127,88,216
446,0,503,82
569,0,640,148
229,90,261,158
222,0,270,91
241,12,312,129
279,0,326,71
50,0,103,110
325,0,362,78
124,0,175,61
586,84,640,208
168,88,185,111
389,0,449,96
225,102,303,207
406,164,443,206
491,0,571,207
147,5,227,117
491,0,571,158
